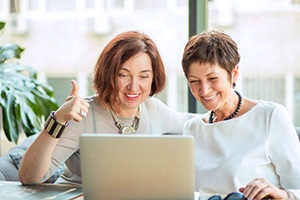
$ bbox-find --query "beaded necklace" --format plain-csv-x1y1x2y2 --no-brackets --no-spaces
209,90,242,123
109,105,141,134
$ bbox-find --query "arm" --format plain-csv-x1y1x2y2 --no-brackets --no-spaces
19,130,59,184
239,103,300,199
19,80,90,185
147,97,196,134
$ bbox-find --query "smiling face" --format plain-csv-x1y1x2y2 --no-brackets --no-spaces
116,52,153,116
187,62,238,113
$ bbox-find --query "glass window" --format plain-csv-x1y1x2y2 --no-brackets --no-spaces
10,0,20,13
86,0,95,8
134,0,167,10
28,0,39,10
243,75,285,104
208,0,300,125
295,77,300,126
46,0,76,12
0,0,189,113
47,77,76,105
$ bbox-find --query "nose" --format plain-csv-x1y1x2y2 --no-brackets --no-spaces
199,82,210,95
128,77,139,91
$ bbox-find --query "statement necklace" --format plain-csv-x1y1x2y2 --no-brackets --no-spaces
209,90,242,123
109,105,141,134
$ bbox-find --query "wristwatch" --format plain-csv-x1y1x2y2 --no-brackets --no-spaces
44,111,69,138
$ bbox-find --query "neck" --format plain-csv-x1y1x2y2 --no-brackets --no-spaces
109,104,142,134
110,105,141,119
209,90,242,123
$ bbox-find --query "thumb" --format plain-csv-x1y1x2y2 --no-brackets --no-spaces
69,80,79,96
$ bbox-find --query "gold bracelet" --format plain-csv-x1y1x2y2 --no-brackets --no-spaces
44,111,69,138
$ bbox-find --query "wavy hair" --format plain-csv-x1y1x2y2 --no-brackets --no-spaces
93,31,166,108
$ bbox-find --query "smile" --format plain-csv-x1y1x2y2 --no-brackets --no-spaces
125,93,139,98
203,93,217,100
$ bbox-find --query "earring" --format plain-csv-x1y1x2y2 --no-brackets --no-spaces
233,82,236,88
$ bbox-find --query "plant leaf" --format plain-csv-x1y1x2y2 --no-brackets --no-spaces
0,66,58,142
18,98,41,136
0,21,5,32
0,43,25,64
1,90,20,143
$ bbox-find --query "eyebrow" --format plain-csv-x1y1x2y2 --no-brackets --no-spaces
187,72,218,79
119,68,153,73
206,72,219,76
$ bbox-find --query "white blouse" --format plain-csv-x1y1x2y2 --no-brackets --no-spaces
183,101,300,198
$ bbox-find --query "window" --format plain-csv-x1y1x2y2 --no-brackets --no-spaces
295,77,300,126
207,0,300,125
243,76,285,104
47,77,76,105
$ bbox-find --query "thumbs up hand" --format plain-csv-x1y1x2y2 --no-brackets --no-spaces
53,80,90,124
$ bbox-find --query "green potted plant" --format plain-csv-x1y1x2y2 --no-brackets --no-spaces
0,21,58,144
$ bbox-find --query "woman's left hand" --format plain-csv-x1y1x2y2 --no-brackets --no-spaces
239,178,289,200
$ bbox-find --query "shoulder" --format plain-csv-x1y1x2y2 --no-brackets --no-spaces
143,97,194,120
84,95,105,111
144,96,165,105
183,113,208,136
143,97,169,110
255,100,287,114
249,100,292,125
185,113,207,127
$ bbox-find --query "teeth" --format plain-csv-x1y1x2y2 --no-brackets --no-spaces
204,93,216,100
126,94,139,98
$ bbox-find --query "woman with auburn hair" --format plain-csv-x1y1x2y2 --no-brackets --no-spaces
19,31,193,185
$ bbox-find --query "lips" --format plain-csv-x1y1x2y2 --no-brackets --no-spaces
203,93,217,101
125,93,140,100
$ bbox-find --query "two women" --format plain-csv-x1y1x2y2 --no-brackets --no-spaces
20,29,300,199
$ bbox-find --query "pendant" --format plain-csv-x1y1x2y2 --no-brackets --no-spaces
120,126,136,134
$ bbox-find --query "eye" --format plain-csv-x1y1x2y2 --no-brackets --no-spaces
139,71,153,80
208,77,218,81
118,73,130,79
140,74,150,79
188,79,199,84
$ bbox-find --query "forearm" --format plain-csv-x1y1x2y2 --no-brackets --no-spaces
19,130,58,185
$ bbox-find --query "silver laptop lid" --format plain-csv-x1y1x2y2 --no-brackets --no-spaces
80,134,195,200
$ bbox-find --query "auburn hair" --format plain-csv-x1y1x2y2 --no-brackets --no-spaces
92,31,166,108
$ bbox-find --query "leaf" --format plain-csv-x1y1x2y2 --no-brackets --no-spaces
1,90,20,143
0,21,5,32
0,66,59,142
0,43,25,64
19,99,41,136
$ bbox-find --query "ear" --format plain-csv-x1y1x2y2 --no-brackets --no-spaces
231,65,239,83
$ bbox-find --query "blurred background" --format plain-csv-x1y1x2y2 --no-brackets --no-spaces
1,0,300,152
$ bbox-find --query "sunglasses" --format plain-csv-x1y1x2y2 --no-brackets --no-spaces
205,192,247,200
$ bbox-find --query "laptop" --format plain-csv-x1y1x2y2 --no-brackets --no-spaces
80,134,195,200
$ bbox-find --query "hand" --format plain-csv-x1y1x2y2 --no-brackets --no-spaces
239,178,288,200
54,80,90,123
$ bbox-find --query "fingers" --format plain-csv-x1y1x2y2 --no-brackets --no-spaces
69,80,79,97
73,98,90,121
54,80,90,123
55,96,90,123
239,188,245,193
241,178,269,200
241,178,285,200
